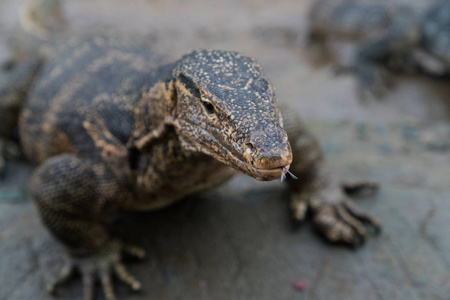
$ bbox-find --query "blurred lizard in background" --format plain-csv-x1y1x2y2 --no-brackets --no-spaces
308,0,450,99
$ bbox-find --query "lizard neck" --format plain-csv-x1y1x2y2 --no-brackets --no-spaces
131,67,178,151
130,57,202,154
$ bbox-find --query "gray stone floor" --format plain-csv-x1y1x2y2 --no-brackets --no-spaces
1,0,450,299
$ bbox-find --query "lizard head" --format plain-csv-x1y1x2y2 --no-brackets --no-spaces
172,50,292,181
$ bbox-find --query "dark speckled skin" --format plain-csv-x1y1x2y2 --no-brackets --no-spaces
172,50,291,180
308,0,450,97
421,1,450,64
1,32,380,299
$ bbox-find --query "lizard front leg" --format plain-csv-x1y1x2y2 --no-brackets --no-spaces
282,108,380,246
352,11,420,99
30,154,144,300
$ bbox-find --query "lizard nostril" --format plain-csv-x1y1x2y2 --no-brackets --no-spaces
245,143,255,155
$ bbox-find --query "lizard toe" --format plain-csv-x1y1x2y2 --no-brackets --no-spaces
46,259,75,294
344,199,382,234
113,262,142,291
290,194,309,222
342,180,379,195
82,270,95,300
121,243,146,260
100,270,117,300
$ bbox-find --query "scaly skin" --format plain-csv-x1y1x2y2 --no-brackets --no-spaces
0,1,380,299
2,37,380,300
308,0,450,98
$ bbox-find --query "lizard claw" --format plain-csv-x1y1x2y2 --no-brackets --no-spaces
312,197,380,247
290,194,309,222
121,242,146,260
342,180,379,195
48,240,144,300
46,259,75,294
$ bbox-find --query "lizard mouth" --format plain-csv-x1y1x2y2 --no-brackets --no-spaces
209,132,292,181
199,138,290,181
223,141,292,181
213,137,291,181
175,120,291,181
244,163,291,181
221,149,291,181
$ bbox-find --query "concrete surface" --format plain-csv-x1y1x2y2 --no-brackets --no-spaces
1,0,450,299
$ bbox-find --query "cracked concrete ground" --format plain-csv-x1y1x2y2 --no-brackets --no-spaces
1,0,450,299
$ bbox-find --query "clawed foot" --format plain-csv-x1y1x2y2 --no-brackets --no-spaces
313,199,381,247
291,187,381,247
356,64,394,100
47,240,145,300
332,62,394,100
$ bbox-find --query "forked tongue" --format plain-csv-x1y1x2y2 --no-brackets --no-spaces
281,166,298,182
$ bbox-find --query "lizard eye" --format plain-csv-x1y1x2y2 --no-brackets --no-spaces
201,99,216,115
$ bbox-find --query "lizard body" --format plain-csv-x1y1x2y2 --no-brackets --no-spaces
308,0,450,98
0,1,380,299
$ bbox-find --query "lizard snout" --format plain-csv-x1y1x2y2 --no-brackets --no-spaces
243,128,292,170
